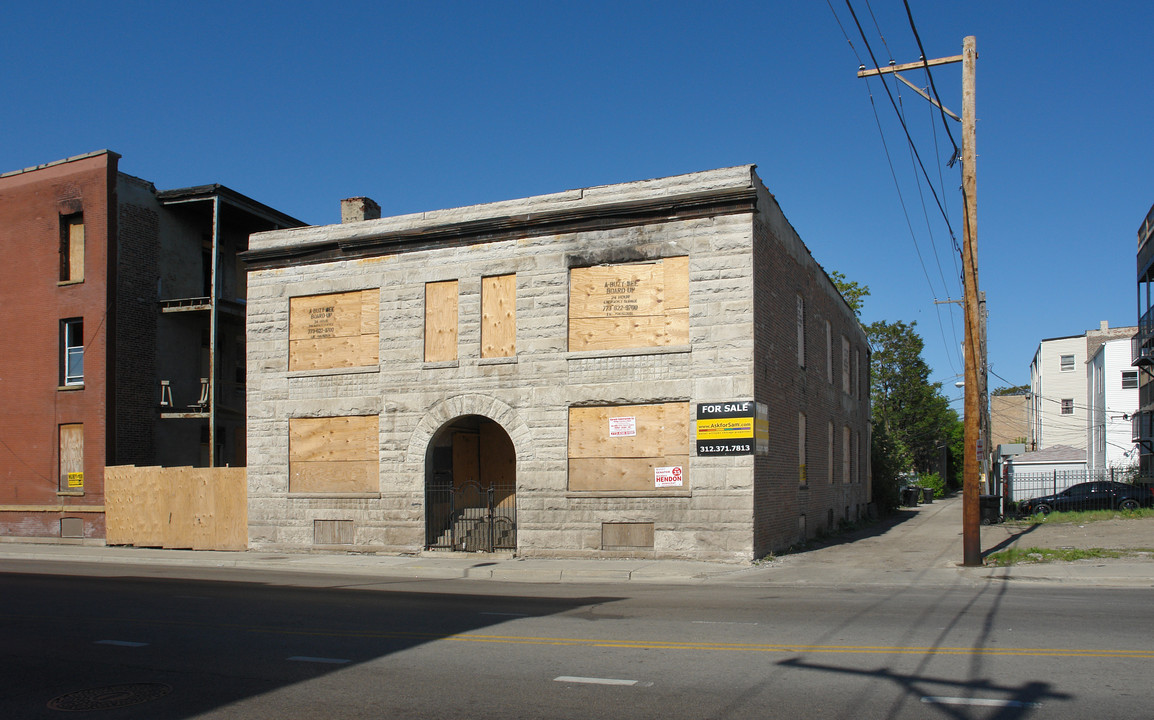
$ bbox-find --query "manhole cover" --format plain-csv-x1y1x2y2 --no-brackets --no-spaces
48,683,172,711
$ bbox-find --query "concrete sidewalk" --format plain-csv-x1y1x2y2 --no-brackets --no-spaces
1,495,1151,587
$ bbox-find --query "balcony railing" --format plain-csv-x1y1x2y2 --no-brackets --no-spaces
1134,332,1154,366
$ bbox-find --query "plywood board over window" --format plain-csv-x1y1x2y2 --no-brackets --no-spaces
425,280,459,362
569,257,688,352
481,274,516,358
289,415,378,493
59,423,83,491
568,402,690,491
288,290,379,371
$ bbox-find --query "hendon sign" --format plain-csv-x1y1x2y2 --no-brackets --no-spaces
696,401,769,456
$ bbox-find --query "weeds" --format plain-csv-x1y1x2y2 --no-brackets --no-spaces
1011,507,1154,525
984,547,1132,566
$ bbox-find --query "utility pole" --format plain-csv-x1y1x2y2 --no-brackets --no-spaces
859,36,984,566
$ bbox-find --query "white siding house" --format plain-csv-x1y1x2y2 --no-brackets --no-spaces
1087,338,1139,475
1029,336,1088,451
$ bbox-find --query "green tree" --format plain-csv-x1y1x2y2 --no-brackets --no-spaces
870,420,904,511
829,270,870,318
867,319,961,477
992,384,1029,396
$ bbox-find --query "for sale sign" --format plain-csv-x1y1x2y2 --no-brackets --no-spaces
697,401,766,456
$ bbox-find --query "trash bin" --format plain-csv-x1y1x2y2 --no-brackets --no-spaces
979,494,1001,525
901,487,920,507
921,487,934,504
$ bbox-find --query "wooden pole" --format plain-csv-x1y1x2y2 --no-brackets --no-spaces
961,36,982,566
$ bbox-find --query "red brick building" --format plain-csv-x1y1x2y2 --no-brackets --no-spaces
0,151,302,541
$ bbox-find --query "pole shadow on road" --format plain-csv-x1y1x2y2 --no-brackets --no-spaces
776,657,1071,717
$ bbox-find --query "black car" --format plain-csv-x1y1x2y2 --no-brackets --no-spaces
1018,481,1154,516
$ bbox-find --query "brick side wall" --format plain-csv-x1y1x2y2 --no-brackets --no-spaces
113,197,159,465
751,185,870,556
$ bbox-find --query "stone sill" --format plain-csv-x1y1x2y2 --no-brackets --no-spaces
565,344,691,361
288,366,380,379
477,356,517,366
566,491,692,499
422,360,459,370
58,384,84,391
287,493,382,499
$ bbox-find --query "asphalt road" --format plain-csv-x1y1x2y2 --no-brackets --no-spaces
2,561,1150,719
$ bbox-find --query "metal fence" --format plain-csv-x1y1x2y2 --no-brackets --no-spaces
425,481,516,552
1004,468,1136,503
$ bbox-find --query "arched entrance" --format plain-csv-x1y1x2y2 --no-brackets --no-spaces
425,415,516,551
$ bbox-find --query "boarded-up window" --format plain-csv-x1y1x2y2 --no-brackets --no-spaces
568,402,689,491
796,295,805,367
481,274,516,358
798,412,807,486
843,425,851,483
825,321,833,382
425,280,459,362
289,415,378,493
60,213,84,282
59,423,83,491
288,290,379,371
827,421,835,484
841,336,851,395
568,257,689,352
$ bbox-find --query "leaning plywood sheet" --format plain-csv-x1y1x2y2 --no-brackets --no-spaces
289,416,378,493
212,468,248,551
103,465,136,546
568,257,688,352
165,466,196,549
102,466,249,551
289,289,379,370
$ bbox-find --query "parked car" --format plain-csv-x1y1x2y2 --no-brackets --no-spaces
1017,481,1154,516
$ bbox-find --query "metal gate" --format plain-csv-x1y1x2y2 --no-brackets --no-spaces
425,481,516,551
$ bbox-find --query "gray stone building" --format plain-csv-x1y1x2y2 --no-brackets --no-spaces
243,166,870,562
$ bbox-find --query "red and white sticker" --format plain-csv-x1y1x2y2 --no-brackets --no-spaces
609,416,637,437
655,466,683,487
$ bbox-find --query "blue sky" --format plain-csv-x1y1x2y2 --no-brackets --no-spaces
3,2,1151,398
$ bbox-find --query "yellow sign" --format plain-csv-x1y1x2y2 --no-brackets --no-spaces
695,418,755,440
67,472,84,488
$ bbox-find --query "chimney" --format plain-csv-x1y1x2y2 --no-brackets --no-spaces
1100,320,1109,331
341,197,381,224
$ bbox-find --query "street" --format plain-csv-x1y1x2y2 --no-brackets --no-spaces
1,560,1150,719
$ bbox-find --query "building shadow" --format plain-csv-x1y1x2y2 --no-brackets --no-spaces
0,567,626,719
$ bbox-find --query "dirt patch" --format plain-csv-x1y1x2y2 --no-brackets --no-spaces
984,515,1154,555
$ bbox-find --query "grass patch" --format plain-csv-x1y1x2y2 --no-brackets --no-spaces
1011,507,1154,525
985,547,1154,566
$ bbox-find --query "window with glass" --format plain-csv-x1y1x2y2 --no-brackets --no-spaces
1060,398,1074,415
1060,354,1075,371
61,319,83,386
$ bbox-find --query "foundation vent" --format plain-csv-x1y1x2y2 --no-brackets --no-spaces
314,519,354,545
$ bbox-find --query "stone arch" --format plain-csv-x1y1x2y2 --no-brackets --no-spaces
404,394,533,472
